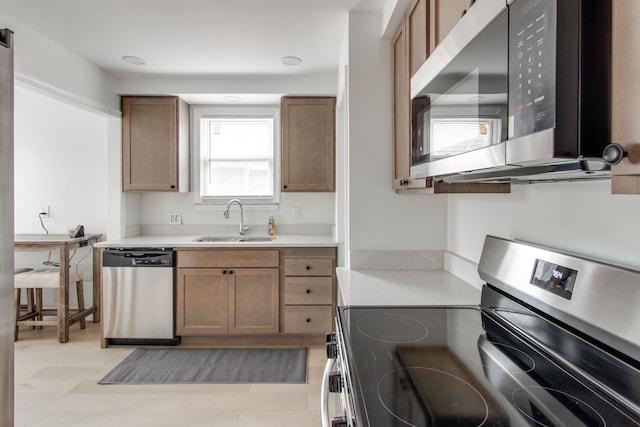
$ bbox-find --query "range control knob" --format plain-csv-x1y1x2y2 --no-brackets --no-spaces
326,332,338,358
326,342,338,359
329,372,343,393
331,416,348,427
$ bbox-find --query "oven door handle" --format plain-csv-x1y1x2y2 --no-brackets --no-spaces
321,357,336,427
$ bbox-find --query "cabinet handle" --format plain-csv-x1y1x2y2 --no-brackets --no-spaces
306,289,311,294
306,265,311,270
170,185,176,189
306,318,311,323
229,270,234,275
283,185,288,189
222,270,228,275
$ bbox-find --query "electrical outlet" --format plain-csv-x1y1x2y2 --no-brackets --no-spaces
40,205,50,218
169,213,182,225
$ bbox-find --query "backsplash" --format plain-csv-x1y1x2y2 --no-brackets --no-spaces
349,250,444,270
134,223,335,237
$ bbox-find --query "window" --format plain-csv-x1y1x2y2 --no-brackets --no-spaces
192,106,280,205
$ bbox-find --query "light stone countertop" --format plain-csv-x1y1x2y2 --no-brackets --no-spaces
95,234,337,248
336,267,481,307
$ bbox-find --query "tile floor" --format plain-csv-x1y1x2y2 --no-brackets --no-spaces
14,323,335,426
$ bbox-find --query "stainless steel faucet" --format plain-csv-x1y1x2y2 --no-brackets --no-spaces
223,198,250,235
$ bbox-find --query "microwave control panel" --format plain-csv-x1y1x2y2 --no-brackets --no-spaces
508,0,556,139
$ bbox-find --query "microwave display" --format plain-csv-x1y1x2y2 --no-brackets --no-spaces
508,0,557,138
411,10,508,166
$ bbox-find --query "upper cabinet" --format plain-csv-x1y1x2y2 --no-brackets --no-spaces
432,0,472,47
408,0,431,76
281,96,336,192
611,0,640,194
122,96,189,192
393,0,431,191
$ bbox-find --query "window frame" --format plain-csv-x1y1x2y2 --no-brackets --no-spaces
191,105,281,206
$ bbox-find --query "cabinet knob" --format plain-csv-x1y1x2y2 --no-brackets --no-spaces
306,289,311,294
283,185,288,189
603,143,629,165
229,270,234,275
306,265,311,270
222,270,228,275
306,318,311,323
399,179,408,186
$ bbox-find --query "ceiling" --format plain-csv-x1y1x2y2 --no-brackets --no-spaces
0,0,384,103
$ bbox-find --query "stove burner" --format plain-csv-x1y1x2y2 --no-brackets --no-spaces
467,342,536,373
357,314,428,343
378,367,489,426
512,386,606,427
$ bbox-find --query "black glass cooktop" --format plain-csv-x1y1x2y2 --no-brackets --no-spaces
337,306,640,427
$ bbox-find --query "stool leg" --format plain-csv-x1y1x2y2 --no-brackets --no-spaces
76,280,86,329
35,288,44,329
26,288,35,330
14,288,20,341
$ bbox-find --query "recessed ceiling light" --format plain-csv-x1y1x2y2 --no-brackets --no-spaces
224,95,242,103
122,56,146,65
281,56,302,66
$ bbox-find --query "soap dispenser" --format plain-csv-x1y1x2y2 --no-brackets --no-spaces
268,215,276,236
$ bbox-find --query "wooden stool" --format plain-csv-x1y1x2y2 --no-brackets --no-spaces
14,268,36,338
14,268,87,342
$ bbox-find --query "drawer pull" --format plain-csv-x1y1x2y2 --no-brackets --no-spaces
306,289,311,294
306,265,311,270
229,270,234,275
222,270,228,275
306,318,311,323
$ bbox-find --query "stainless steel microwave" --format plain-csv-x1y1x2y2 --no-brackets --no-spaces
410,0,611,182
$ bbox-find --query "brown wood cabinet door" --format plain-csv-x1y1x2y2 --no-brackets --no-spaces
228,268,279,334
408,0,430,76
611,0,640,193
392,12,429,191
176,268,228,335
122,96,179,192
393,22,411,190
432,0,470,47
281,96,336,192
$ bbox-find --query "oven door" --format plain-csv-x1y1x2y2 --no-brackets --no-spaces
410,5,508,178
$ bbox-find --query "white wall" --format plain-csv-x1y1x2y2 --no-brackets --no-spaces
135,192,335,232
0,11,119,115
447,180,640,285
13,85,109,303
345,10,447,253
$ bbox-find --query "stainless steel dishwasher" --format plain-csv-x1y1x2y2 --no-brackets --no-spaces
102,248,179,345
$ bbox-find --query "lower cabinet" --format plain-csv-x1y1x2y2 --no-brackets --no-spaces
176,250,279,335
282,247,337,334
175,247,336,337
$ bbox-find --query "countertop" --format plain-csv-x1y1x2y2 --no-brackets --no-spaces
336,267,481,307
95,234,337,248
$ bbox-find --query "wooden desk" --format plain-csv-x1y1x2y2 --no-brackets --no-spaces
14,233,103,343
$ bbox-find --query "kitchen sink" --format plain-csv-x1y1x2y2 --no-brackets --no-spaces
192,236,275,243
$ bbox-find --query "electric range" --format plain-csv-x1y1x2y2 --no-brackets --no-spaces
323,236,640,426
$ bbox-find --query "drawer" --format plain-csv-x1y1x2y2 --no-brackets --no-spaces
284,257,334,276
178,250,279,268
284,277,333,305
284,306,333,334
